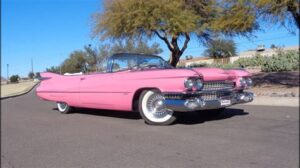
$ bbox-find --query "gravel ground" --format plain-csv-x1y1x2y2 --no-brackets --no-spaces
251,71,299,97
251,86,299,97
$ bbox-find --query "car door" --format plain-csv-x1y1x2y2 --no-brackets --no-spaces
79,73,115,109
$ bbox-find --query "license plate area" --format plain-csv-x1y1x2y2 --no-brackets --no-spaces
220,99,231,106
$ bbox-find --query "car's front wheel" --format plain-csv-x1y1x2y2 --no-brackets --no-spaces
57,102,72,114
139,90,176,125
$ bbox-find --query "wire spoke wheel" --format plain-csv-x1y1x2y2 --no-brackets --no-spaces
139,90,176,125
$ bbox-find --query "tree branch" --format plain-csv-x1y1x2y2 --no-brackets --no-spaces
153,30,174,52
287,3,300,28
180,33,190,54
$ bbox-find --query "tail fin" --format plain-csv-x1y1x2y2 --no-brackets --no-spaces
40,72,61,80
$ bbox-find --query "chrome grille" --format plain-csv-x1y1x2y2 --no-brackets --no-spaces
201,93,217,101
165,94,183,99
201,92,232,101
164,91,232,101
203,81,234,91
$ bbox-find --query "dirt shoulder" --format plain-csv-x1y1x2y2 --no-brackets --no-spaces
251,71,299,97
1,81,39,98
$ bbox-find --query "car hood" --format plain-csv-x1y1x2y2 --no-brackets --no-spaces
120,68,199,79
122,67,250,81
191,67,251,81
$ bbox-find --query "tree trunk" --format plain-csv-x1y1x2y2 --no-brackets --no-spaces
291,12,300,28
169,49,182,67
154,31,190,67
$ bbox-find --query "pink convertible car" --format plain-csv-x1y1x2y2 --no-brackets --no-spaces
36,53,254,125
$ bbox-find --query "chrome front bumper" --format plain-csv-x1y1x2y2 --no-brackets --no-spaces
163,91,254,112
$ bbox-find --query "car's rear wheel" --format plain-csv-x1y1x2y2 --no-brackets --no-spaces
139,90,176,125
57,102,72,114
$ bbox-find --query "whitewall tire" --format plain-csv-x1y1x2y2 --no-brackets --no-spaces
57,102,72,114
139,90,176,125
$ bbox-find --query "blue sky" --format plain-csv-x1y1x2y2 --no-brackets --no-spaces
2,0,299,77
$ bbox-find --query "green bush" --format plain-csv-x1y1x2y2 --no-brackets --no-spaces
261,51,299,72
187,62,210,68
232,50,299,72
234,54,267,67
10,75,20,83
212,63,239,69
183,50,299,72
35,72,41,79
186,62,240,69
28,72,34,79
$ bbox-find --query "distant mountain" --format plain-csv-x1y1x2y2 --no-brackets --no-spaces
1,76,7,81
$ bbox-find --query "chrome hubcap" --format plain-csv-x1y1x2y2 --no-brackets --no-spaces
142,91,174,123
58,102,67,111
146,94,169,118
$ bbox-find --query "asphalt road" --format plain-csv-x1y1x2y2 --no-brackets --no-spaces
1,89,299,168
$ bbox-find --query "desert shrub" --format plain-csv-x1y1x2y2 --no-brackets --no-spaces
233,50,299,72
186,62,240,69
187,62,210,68
252,54,266,66
35,72,41,79
261,51,299,72
209,63,239,69
233,57,250,67
234,54,266,67
10,75,20,83
176,65,186,68
284,51,300,70
28,72,34,79
182,50,299,71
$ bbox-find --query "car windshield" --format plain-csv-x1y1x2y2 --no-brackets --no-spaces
111,54,172,72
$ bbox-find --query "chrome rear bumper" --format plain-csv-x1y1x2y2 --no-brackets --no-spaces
163,91,254,112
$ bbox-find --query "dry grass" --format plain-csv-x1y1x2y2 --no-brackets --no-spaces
1,81,38,98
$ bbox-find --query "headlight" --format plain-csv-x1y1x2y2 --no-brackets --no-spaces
239,78,247,86
194,79,203,90
240,77,253,88
184,78,203,91
245,77,253,87
184,79,194,90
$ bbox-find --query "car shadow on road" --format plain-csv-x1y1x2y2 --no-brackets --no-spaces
55,108,142,120
53,107,248,124
176,108,248,125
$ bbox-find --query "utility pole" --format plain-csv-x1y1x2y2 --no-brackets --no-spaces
60,53,62,74
7,64,9,84
31,58,34,74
